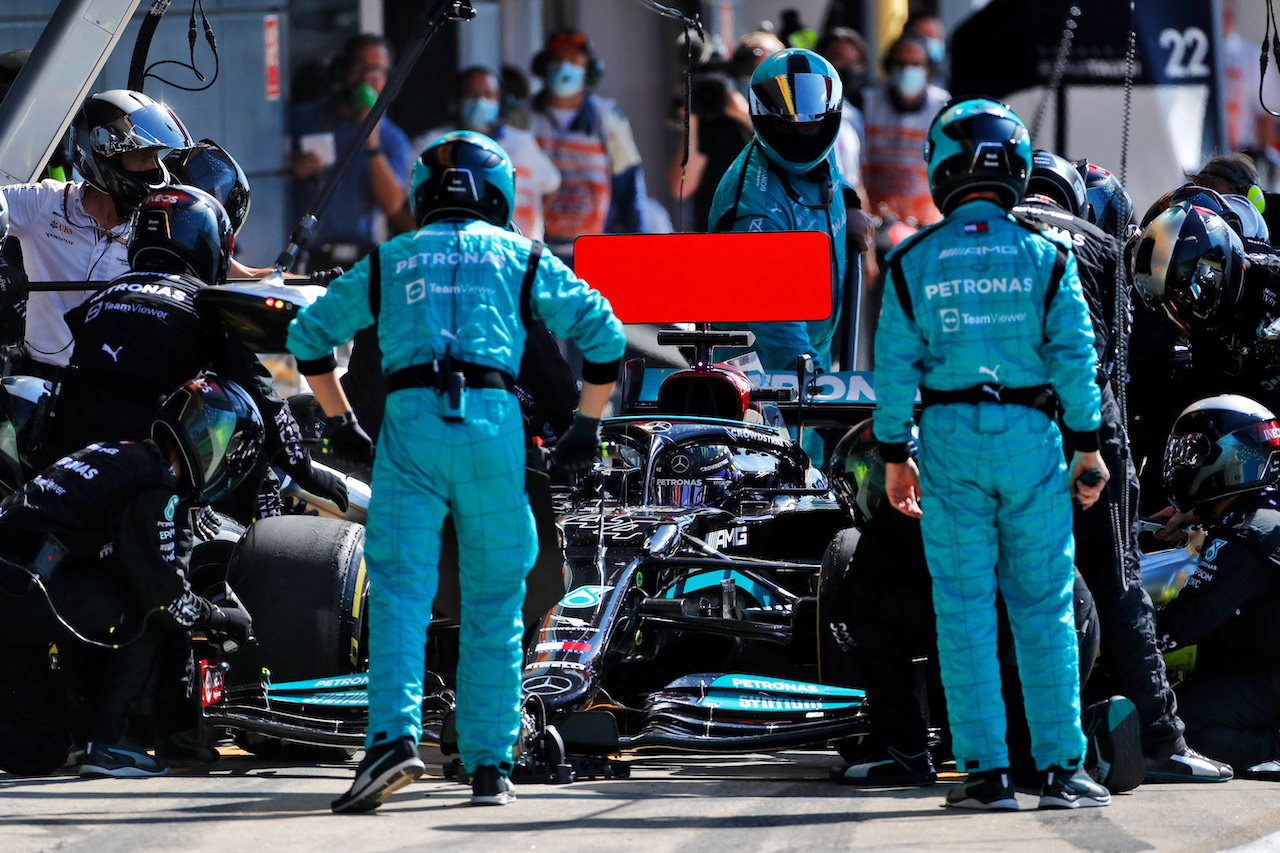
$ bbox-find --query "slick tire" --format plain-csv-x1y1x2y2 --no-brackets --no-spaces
227,514,368,683
816,526,864,688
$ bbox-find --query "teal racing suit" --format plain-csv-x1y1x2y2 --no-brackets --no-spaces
873,198,1101,774
288,218,625,771
707,141,848,373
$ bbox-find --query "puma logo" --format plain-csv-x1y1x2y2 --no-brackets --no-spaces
102,343,123,362
979,365,1001,382
981,383,1002,402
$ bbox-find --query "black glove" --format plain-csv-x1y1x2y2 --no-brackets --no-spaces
321,415,374,470
551,413,601,473
204,602,254,653
193,505,222,540
307,265,346,286
286,452,350,512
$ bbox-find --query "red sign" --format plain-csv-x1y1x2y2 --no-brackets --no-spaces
199,659,225,707
572,232,834,324
264,15,280,101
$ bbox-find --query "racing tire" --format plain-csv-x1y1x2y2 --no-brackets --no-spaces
816,526,864,688
227,514,368,683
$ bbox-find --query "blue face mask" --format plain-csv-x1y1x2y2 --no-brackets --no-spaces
890,65,928,99
547,61,586,98
460,97,500,131
925,37,946,64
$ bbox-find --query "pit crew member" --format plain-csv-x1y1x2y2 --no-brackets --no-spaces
287,130,624,812
0,377,260,777
874,98,1109,810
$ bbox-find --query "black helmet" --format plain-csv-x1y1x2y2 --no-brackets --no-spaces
72,90,193,215
163,139,251,235
828,418,918,524
1132,202,1247,337
1027,150,1086,217
651,444,739,507
151,375,264,505
128,185,233,285
1077,161,1134,238
748,48,843,175
924,97,1032,215
1140,183,1231,230
410,130,515,228
1163,394,1280,512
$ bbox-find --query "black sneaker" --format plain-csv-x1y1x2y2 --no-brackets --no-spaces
156,730,221,767
1144,747,1233,783
1039,766,1111,809
331,736,425,814
1081,696,1143,793
471,764,516,806
79,739,169,778
831,746,936,787
1242,760,1280,781
945,768,1018,810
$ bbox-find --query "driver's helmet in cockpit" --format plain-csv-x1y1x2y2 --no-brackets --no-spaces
652,444,739,507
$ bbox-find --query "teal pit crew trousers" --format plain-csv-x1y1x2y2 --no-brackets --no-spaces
918,402,1084,773
363,386,535,771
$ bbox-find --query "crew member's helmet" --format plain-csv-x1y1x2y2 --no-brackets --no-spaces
152,375,264,505
651,444,739,507
1223,193,1271,243
1163,394,1280,512
72,90,193,215
1141,183,1232,231
1026,150,1087,217
1131,202,1247,337
128,185,234,286
410,130,515,228
748,48,843,175
1077,161,1135,238
828,419,918,524
924,97,1032,215
164,139,251,236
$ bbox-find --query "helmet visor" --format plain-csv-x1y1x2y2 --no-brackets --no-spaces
89,101,191,159
751,72,840,121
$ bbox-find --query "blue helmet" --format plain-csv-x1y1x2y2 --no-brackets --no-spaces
924,97,1031,215
410,130,515,228
748,48,843,175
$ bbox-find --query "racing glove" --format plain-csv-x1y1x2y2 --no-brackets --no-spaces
321,414,374,471
193,505,223,540
202,602,254,654
307,265,346,286
284,451,350,512
552,412,601,473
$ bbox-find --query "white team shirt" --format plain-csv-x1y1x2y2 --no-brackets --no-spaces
3,179,131,366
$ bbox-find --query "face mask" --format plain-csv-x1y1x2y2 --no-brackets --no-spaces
925,37,946,64
460,97,500,131
891,65,928,100
547,61,586,98
837,67,866,98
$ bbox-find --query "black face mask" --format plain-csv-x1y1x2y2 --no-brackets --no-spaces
837,67,866,99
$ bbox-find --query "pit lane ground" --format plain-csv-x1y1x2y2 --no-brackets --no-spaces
3,745,1280,852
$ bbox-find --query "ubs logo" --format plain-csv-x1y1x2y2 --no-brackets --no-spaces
940,308,960,333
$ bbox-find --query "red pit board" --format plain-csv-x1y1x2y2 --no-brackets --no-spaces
572,232,833,325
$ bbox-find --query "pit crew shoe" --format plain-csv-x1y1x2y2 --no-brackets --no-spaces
79,739,169,778
331,736,424,814
945,768,1018,810
1143,747,1233,783
156,730,220,767
1038,766,1111,809
1081,695,1144,793
1242,760,1280,781
832,746,936,787
471,764,517,806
